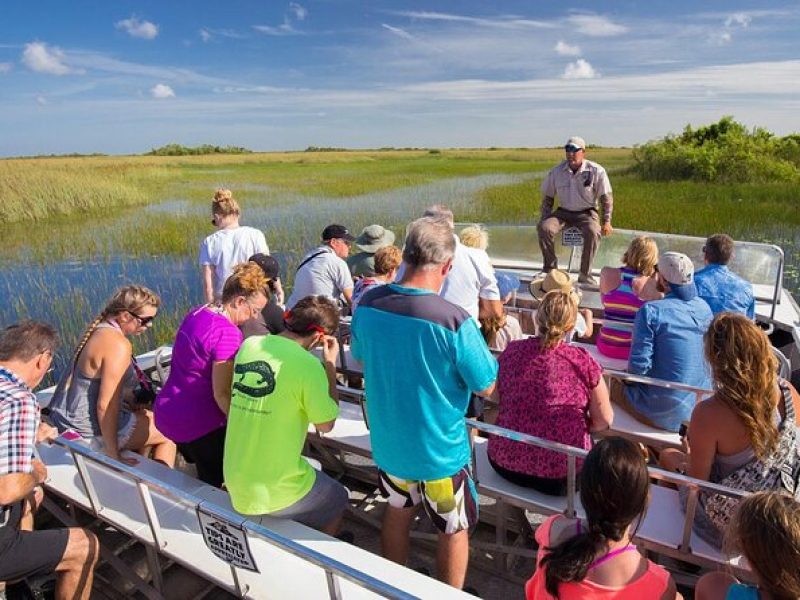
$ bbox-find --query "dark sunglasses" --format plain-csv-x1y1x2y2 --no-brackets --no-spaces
564,145,583,152
129,310,156,326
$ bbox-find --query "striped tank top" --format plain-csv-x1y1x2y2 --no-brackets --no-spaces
597,268,645,360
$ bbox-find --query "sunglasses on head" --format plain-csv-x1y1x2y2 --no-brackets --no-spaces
129,311,156,326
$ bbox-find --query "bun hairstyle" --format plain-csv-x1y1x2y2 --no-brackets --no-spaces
536,290,578,350
728,491,800,600
284,295,340,337
542,437,650,596
212,188,241,218
705,312,779,459
220,262,269,304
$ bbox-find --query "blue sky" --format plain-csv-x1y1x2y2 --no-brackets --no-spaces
1,1,799,156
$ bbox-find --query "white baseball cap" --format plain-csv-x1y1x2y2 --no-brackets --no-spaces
565,136,586,150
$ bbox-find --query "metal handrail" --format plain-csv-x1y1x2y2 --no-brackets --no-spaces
47,437,421,600
465,418,749,556
472,223,786,318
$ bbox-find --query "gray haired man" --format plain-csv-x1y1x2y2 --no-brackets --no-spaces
351,217,497,589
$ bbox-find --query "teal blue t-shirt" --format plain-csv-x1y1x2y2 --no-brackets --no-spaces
351,284,498,480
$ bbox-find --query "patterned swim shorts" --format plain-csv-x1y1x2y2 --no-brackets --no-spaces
378,465,479,534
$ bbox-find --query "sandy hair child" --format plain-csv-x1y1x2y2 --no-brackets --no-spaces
695,491,800,600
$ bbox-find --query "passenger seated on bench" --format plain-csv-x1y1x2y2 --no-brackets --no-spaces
1,321,99,600
488,290,613,496
611,252,713,432
694,233,755,319
351,245,402,311
49,286,176,466
224,296,349,535
154,263,268,488
480,272,524,353
240,253,287,338
529,270,593,342
526,437,681,600
659,313,800,547
695,492,800,600
597,236,662,360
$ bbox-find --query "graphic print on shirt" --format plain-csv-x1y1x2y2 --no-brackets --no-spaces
232,360,276,398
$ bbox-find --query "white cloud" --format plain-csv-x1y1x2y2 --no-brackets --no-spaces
253,24,299,36
289,3,307,21
725,13,752,28
709,31,733,45
36,95,47,106
255,3,308,36
21,42,80,75
382,24,416,41
150,83,175,99
562,58,598,79
199,29,212,43
554,40,581,56
115,16,159,40
391,10,554,30
567,14,628,37
0,62,12,73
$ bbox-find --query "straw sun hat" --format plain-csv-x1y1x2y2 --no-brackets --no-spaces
529,269,581,302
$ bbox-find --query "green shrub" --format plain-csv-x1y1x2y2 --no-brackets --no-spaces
632,116,800,183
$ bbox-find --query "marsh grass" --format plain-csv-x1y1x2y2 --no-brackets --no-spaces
3,148,799,378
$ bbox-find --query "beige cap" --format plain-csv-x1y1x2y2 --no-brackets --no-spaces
565,136,586,150
658,252,694,285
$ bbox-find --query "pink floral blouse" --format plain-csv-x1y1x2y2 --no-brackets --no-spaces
488,337,602,479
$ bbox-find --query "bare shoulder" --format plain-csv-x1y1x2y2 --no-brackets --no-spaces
599,267,621,294
88,327,131,355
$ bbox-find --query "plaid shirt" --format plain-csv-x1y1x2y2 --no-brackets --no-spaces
0,366,40,476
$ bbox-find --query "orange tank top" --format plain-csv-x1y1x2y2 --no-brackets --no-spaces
525,515,670,600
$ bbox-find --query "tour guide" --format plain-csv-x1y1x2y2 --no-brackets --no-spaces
537,136,614,286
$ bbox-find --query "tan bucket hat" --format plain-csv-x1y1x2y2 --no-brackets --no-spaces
529,269,580,301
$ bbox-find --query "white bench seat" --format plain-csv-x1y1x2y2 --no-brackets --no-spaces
472,438,584,517
309,400,372,456
601,403,682,450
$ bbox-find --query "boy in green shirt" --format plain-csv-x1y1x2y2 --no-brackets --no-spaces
224,295,348,534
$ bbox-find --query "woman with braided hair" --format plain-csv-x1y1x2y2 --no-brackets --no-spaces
49,286,176,466
488,289,613,495
154,262,268,487
526,437,681,599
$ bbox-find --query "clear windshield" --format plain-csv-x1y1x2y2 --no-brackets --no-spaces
455,224,784,303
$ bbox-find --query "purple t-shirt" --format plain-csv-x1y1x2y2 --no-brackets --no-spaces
154,306,243,443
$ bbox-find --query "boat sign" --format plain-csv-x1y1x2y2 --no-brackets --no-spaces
561,227,584,247
197,507,259,573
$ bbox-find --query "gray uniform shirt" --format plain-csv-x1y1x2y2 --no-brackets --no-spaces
541,159,613,222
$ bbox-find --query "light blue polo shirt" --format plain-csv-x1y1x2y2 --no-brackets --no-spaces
351,284,498,480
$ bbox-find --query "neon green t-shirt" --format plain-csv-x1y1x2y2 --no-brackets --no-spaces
224,335,338,514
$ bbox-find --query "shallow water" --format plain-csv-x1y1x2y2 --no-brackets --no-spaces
1,173,525,378
3,171,799,381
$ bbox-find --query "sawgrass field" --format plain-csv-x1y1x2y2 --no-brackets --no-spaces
3,146,799,375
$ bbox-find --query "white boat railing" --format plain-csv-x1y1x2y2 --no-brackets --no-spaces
455,223,786,321
47,436,423,600
465,418,750,570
